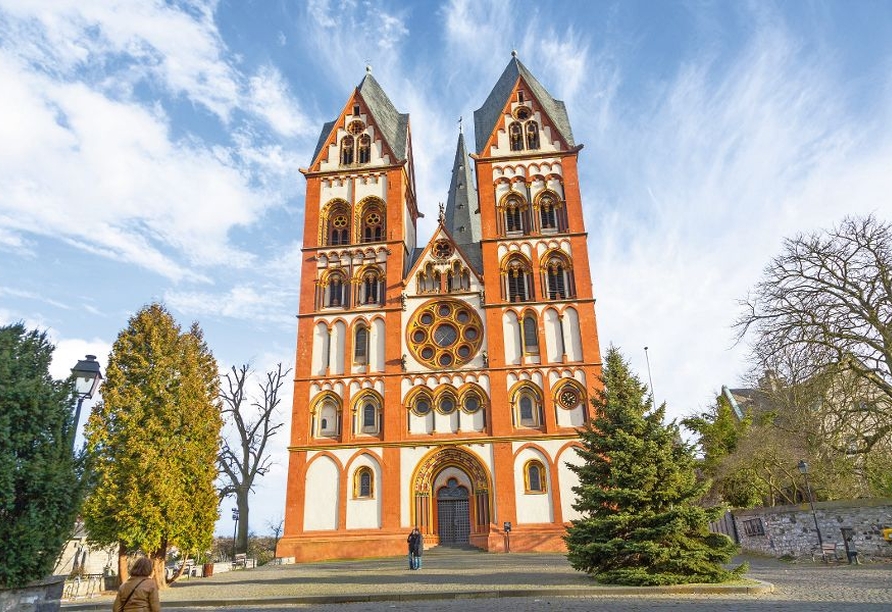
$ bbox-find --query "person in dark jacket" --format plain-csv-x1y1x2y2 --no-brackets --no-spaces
409,526,423,569
113,556,160,612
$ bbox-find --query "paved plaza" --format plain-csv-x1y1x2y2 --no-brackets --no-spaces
63,548,891,611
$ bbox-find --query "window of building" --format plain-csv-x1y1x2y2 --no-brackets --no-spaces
352,104,360,117
526,121,540,150
355,394,381,435
513,386,542,428
522,313,539,354
362,402,377,432
340,135,354,165
322,271,348,308
438,392,457,415
502,195,528,235
360,206,385,243
742,518,765,537
543,253,573,300
354,325,368,364
315,398,340,438
505,256,532,302
524,460,546,493
509,121,524,151
357,134,371,164
358,268,383,306
353,466,374,498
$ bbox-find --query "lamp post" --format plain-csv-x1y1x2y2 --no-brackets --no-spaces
231,507,240,563
797,460,824,554
70,355,103,451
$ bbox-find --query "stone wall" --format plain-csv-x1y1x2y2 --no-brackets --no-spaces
0,576,64,612
733,498,892,559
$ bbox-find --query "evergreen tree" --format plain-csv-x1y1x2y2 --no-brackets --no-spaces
565,346,744,585
82,304,222,586
0,324,85,588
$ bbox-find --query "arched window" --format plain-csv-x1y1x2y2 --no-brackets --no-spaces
358,267,383,305
526,121,540,149
355,394,381,435
340,135,354,165
524,460,546,493
538,192,561,232
357,134,371,163
437,391,457,415
504,255,533,302
522,313,539,354
354,324,368,364
502,194,529,235
322,200,351,246
509,121,524,151
359,203,385,243
314,397,341,438
543,253,573,300
353,466,374,498
409,390,432,416
322,271,348,308
512,385,542,428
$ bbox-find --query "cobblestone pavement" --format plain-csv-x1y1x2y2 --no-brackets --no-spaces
65,548,892,612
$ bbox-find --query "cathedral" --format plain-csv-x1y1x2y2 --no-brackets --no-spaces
277,54,602,561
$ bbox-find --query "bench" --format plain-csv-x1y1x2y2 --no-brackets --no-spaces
812,542,843,562
232,553,247,568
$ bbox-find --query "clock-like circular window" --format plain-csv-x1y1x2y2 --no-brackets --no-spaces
557,385,582,410
407,298,483,370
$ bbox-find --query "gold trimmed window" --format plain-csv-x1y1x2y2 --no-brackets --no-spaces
503,254,533,302
536,191,565,232
319,270,348,309
524,459,547,493
320,200,351,246
353,466,374,498
353,323,368,364
353,392,382,435
554,380,585,411
458,384,487,414
406,387,433,417
500,193,530,235
511,384,543,429
312,394,342,438
542,251,574,300
522,312,539,354
356,266,384,306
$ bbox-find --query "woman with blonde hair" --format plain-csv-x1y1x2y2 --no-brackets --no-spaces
113,557,160,612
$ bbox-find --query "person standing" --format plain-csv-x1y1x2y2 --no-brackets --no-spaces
407,527,419,570
113,556,160,612
412,526,424,570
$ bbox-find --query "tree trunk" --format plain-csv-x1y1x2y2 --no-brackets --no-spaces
151,549,169,589
237,492,249,555
117,543,129,584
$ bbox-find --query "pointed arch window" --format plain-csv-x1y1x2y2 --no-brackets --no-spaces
524,460,547,493
509,121,524,151
353,466,374,498
537,192,564,232
355,394,382,435
354,324,368,364
526,121,540,150
522,313,539,354
504,255,533,303
340,135,355,165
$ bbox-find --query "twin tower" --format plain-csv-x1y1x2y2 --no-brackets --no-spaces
278,55,603,561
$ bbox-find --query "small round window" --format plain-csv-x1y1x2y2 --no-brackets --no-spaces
439,396,456,414
415,397,431,415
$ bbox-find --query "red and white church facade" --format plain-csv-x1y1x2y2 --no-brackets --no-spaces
277,54,603,561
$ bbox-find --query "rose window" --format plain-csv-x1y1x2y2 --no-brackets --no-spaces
407,298,483,370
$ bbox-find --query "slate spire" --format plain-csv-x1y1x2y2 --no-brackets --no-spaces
443,132,482,273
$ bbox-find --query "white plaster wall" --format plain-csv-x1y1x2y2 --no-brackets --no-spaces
557,445,584,522
563,308,581,361
543,308,562,363
408,411,433,434
319,178,351,204
303,455,339,531
346,453,382,529
331,321,346,375
433,410,459,434
400,446,433,528
312,322,328,375
354,177,387,203
513,447,553,524
371,318,386,372
503,311,521,365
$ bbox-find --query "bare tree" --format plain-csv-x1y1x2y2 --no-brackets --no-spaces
736,215,892,452
218,363,290,554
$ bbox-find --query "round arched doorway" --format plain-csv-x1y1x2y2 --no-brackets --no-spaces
410,447,491,546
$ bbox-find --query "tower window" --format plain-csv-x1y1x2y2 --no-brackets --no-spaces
353,104,360,116
505,256,532,303
524,460,546,493
526,121,540,150
522,314,539,354
354,325,368,363
358,134,371,164
354,466,374,498
509,121,524,151
340,135,354,165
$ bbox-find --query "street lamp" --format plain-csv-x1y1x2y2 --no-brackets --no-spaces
797,460,824,554
70,355,103,451
231,508,240,563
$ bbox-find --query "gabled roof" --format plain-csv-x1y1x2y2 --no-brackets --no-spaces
443,132,482,273
405,223,484,288
311,71,410,164
473,53,575,154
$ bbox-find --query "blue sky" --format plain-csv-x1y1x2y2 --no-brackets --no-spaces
2,0,892,536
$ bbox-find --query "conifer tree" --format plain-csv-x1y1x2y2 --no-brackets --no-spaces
82,304,222,586
565,346,743,585
0,324,85,588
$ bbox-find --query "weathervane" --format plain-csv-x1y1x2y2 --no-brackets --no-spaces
438,202,445,224
458,116,463,134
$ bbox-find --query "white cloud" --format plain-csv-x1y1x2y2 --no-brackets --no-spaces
164,284,297,327
248,65,312,137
